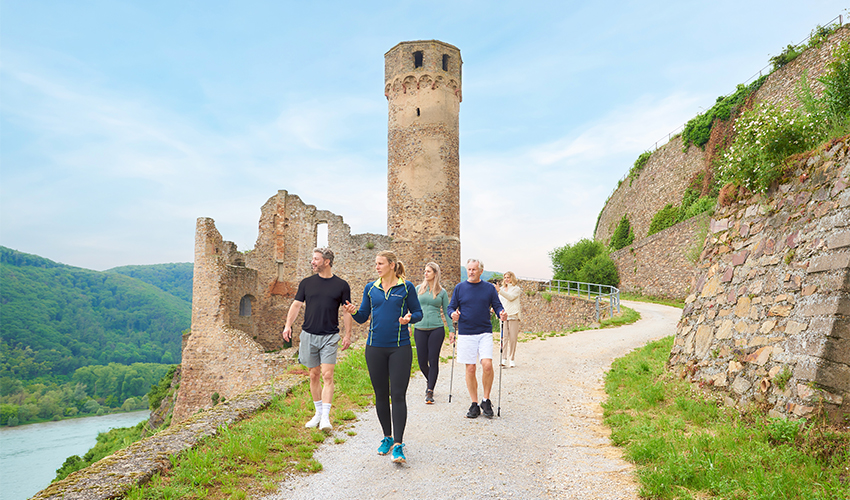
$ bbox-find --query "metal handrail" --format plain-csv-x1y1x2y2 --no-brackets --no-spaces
543,279,621,322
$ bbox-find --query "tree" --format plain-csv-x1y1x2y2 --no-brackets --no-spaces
578,254,620,288
550,239,604,281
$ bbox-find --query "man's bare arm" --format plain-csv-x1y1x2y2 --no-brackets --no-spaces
282,300,304,341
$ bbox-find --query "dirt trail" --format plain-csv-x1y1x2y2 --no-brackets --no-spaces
261,301,681,500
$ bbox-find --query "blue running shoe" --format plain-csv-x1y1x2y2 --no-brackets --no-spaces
377,436,393,455
391,443,406,463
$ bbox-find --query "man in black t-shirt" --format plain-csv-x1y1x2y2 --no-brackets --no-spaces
283,248,352,431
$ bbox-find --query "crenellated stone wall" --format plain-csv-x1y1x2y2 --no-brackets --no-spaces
670,138,850,422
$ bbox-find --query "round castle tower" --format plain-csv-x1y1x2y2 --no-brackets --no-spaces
385,40,462,288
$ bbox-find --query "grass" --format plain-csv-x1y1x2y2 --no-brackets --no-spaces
603,336,850,499
125,348,374,499
620,291,685,309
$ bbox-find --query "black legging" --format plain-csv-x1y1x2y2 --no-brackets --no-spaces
365,344,412,444
414,327,445,391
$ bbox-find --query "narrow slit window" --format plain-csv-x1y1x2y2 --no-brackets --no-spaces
413,51,423,68
442,54,449,71
416,108,420,116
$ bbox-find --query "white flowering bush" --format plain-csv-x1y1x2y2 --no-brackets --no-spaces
719,104,827,193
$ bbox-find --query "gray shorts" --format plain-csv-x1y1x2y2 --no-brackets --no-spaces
298,331,340,368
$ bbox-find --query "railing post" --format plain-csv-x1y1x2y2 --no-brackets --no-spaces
595,296,599,322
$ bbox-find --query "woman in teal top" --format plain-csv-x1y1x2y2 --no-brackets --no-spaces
412,262,454,404
343,250,422,464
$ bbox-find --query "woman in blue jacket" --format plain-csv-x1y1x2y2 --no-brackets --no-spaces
343,250,422,464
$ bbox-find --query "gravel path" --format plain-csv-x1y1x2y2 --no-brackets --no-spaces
262,301,681,500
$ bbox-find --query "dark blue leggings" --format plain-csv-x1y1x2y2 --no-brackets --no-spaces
365,344,412,444
414,327,445,391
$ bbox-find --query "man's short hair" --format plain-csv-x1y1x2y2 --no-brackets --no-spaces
466,258,483,270
314,247,335,266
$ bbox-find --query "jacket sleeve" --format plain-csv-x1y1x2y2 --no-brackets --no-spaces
406,282,423,324
490,286,505,316
499,285,522,301
351,285,372,324
441,290,454,332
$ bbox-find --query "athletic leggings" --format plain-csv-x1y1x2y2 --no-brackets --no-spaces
414,327,445,391
365,344,412,444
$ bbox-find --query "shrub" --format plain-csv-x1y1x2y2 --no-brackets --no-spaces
682,77,767,151
628,151,652,183
609,214,635,250
718,104,826,193
680,196,716,221
577,254,619,288
147,365,178,411
647,204,679,236
770,44,804,71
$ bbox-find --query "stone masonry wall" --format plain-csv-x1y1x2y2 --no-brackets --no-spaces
597,25,850,301
610,213,709,300
596,136,706,244
515,279,601,332
175,192,389,423
670,138,850,422
385,40,462,290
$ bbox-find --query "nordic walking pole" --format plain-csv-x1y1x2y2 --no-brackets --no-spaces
498,319,504,417
449,321,457,403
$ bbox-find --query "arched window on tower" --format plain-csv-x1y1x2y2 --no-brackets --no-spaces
442,54,450,71
413,51,423,68
239,295,253,316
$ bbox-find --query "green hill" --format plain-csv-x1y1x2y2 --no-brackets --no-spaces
0,247,189,381
107,263,193,303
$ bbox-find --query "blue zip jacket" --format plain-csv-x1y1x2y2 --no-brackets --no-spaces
351,277,424,347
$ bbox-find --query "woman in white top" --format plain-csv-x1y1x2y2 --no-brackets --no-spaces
497,271,522,367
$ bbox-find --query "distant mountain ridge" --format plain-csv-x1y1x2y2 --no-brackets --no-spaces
108,263,194,303
0,247,190,381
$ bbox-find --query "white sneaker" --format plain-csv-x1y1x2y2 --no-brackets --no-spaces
509,360,516,368
500,359,507,366
305,413,321,428
319,417,332,431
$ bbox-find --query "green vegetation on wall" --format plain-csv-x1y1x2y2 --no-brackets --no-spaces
647,184,716,237
719,41,850,194
681,76,767,152
609,214,635,250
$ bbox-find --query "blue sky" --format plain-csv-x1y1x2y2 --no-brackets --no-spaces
1,1,845,279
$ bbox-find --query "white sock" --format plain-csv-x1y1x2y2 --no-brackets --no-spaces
321,402,332,419
313,400,322,416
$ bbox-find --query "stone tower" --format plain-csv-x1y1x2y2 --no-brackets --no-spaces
385,40,462,289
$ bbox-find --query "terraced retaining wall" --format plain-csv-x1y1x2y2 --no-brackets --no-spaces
670,139,850,422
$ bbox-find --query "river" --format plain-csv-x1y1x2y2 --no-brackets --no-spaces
0,411,149,500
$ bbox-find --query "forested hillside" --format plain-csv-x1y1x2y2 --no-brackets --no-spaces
0,247,189,380
107,263,193,303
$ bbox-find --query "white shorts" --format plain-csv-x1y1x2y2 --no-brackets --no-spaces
456,332,493,364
